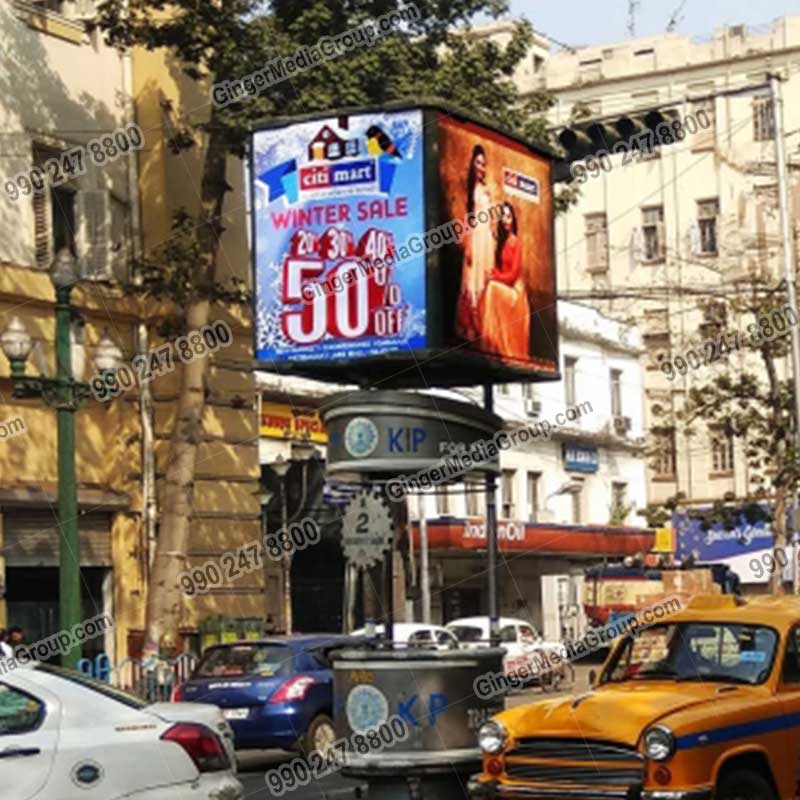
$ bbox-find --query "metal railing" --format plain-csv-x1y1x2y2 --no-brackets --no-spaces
77,652,198,703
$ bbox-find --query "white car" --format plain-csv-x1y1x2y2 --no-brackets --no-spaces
446,616,566,683
351,622,460,650
0,663,242,800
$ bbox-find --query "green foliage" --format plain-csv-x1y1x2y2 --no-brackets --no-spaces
99,0,552,150
97,0,563,306
608,499,635,526
649,277,800,531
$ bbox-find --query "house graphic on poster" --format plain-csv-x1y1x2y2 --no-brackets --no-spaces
308,124,359,161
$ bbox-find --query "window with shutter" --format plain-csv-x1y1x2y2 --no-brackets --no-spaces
33,188,52,268
753,96,775,142
697,198,719,255
652,427,677,478
585,213,608,273
76,190,112,279
690,97,716,150
642,206,665,263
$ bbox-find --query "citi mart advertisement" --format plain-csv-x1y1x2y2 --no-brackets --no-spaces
251,110,426,363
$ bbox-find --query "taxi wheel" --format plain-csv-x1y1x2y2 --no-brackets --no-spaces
716,768,776,800
302,713,336,757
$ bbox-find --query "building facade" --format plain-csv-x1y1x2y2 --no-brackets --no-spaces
0,1,262,663
0,0,139,660
527,16,800,516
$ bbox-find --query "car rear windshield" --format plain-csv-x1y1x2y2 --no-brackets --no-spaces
35,664,148,709
447,626,483,643
195,644,292,678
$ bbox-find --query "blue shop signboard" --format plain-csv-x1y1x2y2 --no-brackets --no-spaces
563,444,599,473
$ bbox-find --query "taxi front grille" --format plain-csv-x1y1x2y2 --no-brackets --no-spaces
505,762,644,786
509,738,643,763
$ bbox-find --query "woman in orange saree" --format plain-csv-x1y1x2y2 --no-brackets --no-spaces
480,201,530,361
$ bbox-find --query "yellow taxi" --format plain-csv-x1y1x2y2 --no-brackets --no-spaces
469,595,800,800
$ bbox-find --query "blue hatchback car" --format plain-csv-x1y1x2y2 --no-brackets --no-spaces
174,635,358,753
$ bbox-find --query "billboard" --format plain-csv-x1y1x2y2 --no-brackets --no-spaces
250,102,558,387
437,114,557,373
252,109,426,364
673,507,778,585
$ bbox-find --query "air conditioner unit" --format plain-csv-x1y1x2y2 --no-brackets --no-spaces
613,415,632,435
525,399,542,417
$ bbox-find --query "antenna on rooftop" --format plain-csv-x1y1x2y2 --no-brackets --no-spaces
627,0,640,37
666,0,687,32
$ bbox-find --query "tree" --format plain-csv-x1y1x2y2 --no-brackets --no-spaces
97,0,559,653
649,276,800,593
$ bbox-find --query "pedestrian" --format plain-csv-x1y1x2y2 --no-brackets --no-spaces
7,626,24,657
0,630,12,660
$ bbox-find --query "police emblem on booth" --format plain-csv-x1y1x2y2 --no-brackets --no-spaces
346,684,389,733
344,416,379,458
342,488,393,570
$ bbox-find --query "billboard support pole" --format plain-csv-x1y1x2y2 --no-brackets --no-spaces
484,384,500,647
418,492,432,624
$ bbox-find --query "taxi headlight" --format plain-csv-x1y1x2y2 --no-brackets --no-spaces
644,726,675,761
478,720,508,755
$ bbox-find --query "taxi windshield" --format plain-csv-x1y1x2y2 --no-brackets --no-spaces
603,622,778,686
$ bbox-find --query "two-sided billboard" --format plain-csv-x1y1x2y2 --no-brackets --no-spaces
250,102,558,387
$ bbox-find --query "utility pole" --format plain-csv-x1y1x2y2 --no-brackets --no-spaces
417,492,431,624
484,385,499,647
770,73,800,595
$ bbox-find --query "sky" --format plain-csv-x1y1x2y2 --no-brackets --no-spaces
509,0,798,50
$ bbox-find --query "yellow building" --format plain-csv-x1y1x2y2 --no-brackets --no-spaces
0,1,262,665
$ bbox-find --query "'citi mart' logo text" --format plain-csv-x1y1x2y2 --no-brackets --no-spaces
299,159,377,193
503,168,540,203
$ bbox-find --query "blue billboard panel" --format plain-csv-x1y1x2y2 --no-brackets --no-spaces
252,110,426,364
674,507,776,585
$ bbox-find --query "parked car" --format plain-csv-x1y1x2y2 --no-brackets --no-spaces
1,662,241,800
446,616,568,688
351,622,460,650
470,594,798,800
173,635,358,754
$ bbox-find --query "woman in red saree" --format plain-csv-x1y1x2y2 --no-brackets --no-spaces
480,201,530,360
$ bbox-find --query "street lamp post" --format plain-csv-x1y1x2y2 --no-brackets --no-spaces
0,250,123,669
272,455,291,634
